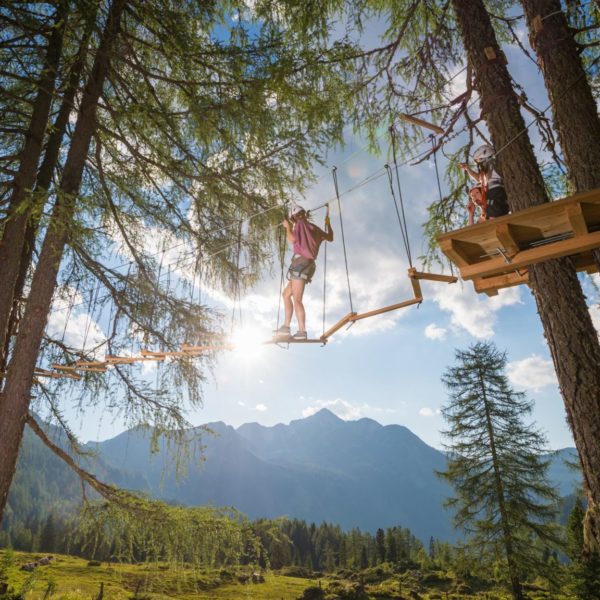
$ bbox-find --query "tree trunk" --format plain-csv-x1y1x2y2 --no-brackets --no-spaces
451,0,600,553
1,12,97,375
0,2,66,368
478,369,523,600
520,0,600,553
0,0,127,523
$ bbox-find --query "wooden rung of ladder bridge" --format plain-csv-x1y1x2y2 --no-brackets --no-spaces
34,367,81,381
104,355,139,364
52,364,107,373
140,349,169,359
320,312,357,341
75,360,108,368
181,343,234,354
349,297,422,323
143,349,189,358
399,113,444,135
105,355,164,364
408,270,458,283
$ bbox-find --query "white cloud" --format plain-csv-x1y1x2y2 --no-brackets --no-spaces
424,323,447,340
255,403,267,412
507,355,557,392
430,281,521,339
302,398,362,420
419,407,440,417
47,290,107,357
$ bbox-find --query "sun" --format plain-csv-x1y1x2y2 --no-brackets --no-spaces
230,325,266,362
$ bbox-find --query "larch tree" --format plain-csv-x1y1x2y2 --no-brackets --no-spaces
518,0,600,552
440,342,561,600
303,0,600,554
566,497,600,599
0,0,371,524
0,0,129,521
0,1,67,362
448,0,600,556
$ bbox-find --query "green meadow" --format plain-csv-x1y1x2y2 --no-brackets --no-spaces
0,550,572,600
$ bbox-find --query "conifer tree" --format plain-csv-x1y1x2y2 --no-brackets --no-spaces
518,0,600,549
0,0,360,522
385,529,397,563
440,342,561,600
567,497,600,599
375,528,385,564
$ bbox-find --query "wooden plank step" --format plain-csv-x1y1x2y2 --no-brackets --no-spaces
349,298,421,322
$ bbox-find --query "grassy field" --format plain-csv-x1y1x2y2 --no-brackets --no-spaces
0,550,571,599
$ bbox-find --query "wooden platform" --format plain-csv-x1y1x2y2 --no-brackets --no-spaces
265,338,327,346
437,188,600,295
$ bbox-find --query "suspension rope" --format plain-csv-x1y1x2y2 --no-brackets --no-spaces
322,204,329,338
430,135,456,277
231,219,243,334
47,134,439,321
332,167,354,314
60,278,80,345
275,201,290,332
388,127,413,268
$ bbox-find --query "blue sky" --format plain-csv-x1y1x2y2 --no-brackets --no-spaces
55,8,600,453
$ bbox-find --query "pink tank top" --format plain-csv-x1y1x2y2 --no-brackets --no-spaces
293,220,326,260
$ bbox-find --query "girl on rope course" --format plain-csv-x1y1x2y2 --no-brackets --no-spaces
274,204,333,341
466,184,486,226
460,143,509,222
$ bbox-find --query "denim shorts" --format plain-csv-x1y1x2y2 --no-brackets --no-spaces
287,258,316,283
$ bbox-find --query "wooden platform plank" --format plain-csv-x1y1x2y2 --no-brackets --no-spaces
265,339,326,345
460,229,600,281
438,188,600,293
52,364,107,373
566,203,588,236
34,368,82,380
438,238,482,268
320,312,357,340
349,298,421,322
75,360,107,368
473,271,530,296
399,113,444,135
409,270,457,283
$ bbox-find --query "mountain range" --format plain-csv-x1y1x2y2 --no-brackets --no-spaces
9,409,581,543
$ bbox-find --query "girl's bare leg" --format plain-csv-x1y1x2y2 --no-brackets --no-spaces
282,282,293,326
291,279,307,331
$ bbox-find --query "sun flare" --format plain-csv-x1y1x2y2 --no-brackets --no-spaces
230,325,266,362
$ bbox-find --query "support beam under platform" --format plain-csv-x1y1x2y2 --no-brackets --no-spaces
437,187,600,293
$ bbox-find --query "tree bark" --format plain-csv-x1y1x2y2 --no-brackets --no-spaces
1,12,97,375
451,0,600,553
520,0,600,553
0,2,66,368
0,0,127,523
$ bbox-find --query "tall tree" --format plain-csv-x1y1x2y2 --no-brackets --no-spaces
440,342,561,600
375,527,386,564
0,6,97,375
0,1,66,362
520,0,600,552
0,0,359,523
566,497,600,599
450,0,600,555
0,0,128,520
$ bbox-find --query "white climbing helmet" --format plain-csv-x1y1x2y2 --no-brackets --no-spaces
289,204,306,218
473,144,495,164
